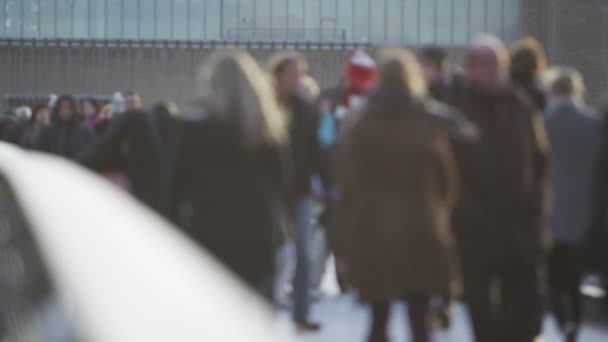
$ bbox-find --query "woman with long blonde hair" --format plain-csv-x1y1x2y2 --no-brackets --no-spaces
171,49,290,300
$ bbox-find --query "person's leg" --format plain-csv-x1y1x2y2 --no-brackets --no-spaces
406,294,432,342
369,301,390,342
564,245,583,342
500,261,543,342
292,196,318,329
548,244,569,330
461,258,496,342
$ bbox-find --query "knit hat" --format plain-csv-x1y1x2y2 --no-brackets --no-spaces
342,50,377,108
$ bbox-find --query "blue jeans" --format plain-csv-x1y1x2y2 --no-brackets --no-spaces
293,196,313,321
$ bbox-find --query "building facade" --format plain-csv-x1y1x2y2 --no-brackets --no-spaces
2,0,520,45
1,1,607,107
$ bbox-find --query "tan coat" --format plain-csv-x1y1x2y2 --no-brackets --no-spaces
334,99,459,302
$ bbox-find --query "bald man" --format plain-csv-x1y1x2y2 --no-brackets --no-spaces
439,35,550,342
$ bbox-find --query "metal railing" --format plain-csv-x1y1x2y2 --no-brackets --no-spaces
0,38,373,50
3,94,113,111
226,28,348,43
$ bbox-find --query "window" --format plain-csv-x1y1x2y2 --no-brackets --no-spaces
271,0,287,40
369,0,385,44
22,0,39,38
4,0,23,37
173,0,189,39
503,0,519,43
139,0,156,39
352,0,369,43
205,0,221,40
418,0,435,44
452,0,469,44
72,0,88,39
336,0,353,42
469,0,486,39
123,0,139,39
189,0,205,40
156,0,171,39
105,0,122,39
436,0,453,44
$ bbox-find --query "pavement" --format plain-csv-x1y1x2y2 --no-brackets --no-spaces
279,258,608,341
286,294,608,342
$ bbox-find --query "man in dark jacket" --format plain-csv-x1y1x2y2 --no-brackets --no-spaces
36,95,93,160
437,35,550,342
270,52,329,332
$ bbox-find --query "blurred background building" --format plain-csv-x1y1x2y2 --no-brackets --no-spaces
0,0,519,44
0,0,606,107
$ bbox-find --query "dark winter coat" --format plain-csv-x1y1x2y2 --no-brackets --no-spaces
36,118,93,160
334,95,460,302
284,94,330,200
170,115,291,287
545,98,601,244
78,111,178,216
438,82,551,264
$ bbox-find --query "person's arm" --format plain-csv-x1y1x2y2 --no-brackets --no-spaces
591,115,608,227
77,114,128,171
434,132,460,207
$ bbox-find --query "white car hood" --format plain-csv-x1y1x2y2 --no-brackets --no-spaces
0,144,291,342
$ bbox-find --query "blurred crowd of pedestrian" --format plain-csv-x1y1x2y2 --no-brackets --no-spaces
2,33,608,342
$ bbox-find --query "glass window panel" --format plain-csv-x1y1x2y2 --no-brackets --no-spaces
39,0,56,38
503,0,519,43
271,0,287,40
22,0,39,38
105,0,122,38
303,0,320,41
122,0,138,38
155,0,171,39
403,0,418,44
253,0,269,40
0,1,5,36
417,0,435,44
72,0,88,38
5,0,23,37
287,0,306,41
218,0,234,40
320,0,337,42
55,0,73,38
352,0,369,43
469,0,485,38
452,0,469,44
486,0,502,41
205,0,221,40
89,0,105,38
386,0,402,45
435,0,452,44
336,0,353,42
369,0,384,44
139,0,155,39
188,0,204,40
172,0,188,39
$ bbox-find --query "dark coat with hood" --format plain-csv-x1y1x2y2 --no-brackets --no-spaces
78,110,178,216
334,90,460,302
36,114,93,160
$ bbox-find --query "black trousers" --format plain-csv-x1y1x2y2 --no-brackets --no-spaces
548,243,582,336
369,294,432,342
461,254,543,342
